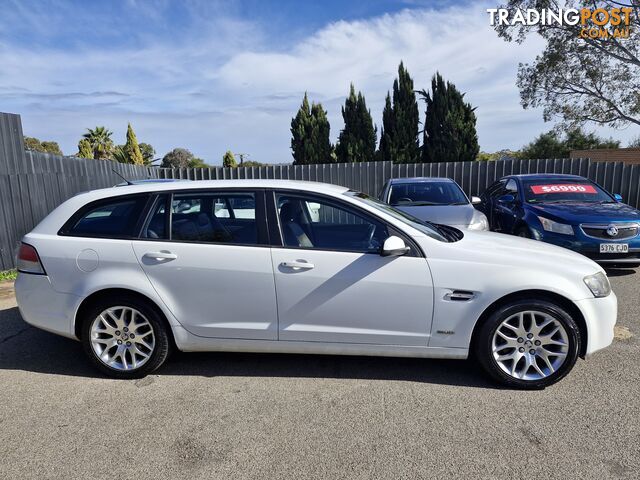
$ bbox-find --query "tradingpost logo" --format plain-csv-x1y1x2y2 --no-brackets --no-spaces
487,5,634,39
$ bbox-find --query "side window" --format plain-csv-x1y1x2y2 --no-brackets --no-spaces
276,193,388,252
213,195,256,219
480,182,495,201
488,180,507,199
505,179,518,193
63,195,148,238
169,192,258,244
142,196,167,239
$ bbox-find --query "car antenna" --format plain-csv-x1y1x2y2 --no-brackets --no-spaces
112,169,134,185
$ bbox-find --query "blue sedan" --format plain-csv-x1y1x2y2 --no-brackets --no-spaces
478,174,640,266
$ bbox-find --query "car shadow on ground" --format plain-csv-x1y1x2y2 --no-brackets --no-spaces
605,267,637,278
0,306,493,389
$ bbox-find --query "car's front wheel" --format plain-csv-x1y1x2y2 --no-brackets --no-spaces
475,299,580,389
516,226,532,238
80,295,171,379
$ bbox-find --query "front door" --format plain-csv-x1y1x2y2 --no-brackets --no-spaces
493,179,520,233
133,190,278,340
270,191,434,346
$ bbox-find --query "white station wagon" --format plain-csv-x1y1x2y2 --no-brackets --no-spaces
15,180,617,388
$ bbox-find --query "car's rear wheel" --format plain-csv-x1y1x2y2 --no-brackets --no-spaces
81,295,171,379
475,299,580,389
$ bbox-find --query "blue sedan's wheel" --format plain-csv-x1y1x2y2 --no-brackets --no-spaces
516,226,532,238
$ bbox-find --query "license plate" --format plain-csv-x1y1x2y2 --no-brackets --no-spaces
600,243,629,253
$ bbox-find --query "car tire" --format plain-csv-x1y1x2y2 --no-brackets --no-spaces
80,294,171,379
475,299,580,389
516,226,532,238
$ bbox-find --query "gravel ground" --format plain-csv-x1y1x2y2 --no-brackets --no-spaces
0,270,638,480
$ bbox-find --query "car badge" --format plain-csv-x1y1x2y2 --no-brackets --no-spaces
606,225,619,237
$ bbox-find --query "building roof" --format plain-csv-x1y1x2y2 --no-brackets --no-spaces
570,148,640,164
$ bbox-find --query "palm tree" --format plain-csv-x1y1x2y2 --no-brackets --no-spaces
111,145,128,163
83,126,114,160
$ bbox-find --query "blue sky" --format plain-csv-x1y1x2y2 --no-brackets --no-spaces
0,0,635,164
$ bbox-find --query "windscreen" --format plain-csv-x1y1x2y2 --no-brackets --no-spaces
388,181,468,206
522,179,614,204
345,191,449,242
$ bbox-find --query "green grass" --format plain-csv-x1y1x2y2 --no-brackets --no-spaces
0,269,17,282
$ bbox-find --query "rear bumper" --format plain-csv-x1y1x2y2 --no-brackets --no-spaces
574,291,617,356
15,273,80,339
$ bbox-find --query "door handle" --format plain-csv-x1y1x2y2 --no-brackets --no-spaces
144,251,178,261
281,261,314,270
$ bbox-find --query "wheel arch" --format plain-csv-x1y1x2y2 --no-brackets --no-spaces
470,289,588,358
74,288,177,350
511,219,531,236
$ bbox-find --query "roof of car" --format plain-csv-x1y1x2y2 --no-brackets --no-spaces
505,174,587,181
115,179,191,186
387,177,455,184
93,179,350,197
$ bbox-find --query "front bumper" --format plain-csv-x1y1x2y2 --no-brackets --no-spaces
574,291,617,356
15,273,81,339
532,228,640,264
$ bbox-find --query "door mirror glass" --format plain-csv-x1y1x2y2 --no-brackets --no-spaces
614,193,623,202
497,194,515,204
471,196,481,205
381,236,409,257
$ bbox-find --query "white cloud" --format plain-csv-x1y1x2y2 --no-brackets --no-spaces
1,2,635,164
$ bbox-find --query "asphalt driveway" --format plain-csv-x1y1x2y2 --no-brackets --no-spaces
0,270,638,479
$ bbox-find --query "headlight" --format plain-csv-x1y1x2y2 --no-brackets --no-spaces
537,216,574,235
583,272,611,298
468,210,489,231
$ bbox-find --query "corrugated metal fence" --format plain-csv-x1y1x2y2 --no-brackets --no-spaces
0,112,158,269
2,111,640,269
159,157,640,205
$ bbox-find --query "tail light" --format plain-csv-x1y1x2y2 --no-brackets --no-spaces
17,243,46,275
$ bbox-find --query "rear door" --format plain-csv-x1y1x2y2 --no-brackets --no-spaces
132,190,278,340
269,190,434,346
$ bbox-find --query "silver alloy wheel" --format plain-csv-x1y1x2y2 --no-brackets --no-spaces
90,306,155,371
492,310,569,381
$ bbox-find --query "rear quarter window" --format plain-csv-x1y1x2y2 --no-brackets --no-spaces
60,195,149,238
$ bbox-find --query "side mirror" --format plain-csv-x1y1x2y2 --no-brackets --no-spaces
498,194,515,204
614,193,623,202
381,236,410,257
471,196,481,205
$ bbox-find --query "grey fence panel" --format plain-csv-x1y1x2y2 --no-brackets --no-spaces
0,112,160,269
0,176,18,268
2,111,640,270
152,156,640,210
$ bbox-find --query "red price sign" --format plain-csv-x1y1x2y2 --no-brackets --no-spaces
530,184,597,194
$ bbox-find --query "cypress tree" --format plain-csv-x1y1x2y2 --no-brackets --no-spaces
310,102,333,164
222,150,237,168
291,93,313,165
378,93,393,162
419,72,479,163
291,93,333,164
123,123,144,165
336,84,377,163
77,139,94,159
377,62,420,164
